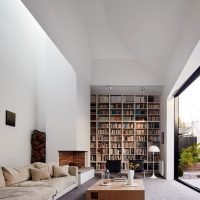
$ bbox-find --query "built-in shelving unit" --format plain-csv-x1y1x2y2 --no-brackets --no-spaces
90,94,160,171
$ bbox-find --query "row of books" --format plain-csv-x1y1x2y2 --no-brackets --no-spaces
98,135,109,141
110,103,121,108
90,155,96,161
149,122,160,129
110,135,121,141
98,142,109,148
97,155,109,161
110,142,121,148
110,148,122,155
98,95,109,103
148,110,160,114
92,95,159,103
135,123,147,129
98,104,109,109
90,142,96,148
110,155,122,160
98,110,109,114
92,137,158,146
91,149,96,154
97,129,109,134
91,95,96,103
123,129,134,135
123,110,134,115
135,135,147,141
110,116,122,121
110,110,121,114
123,148,134,155
111,129,121,134
148,116,159,121
97,116,109,121
123,142,134,148
148,104,160,109
91,135,96,141
110,96,122,103
123,123,134,128
135,96,146,103
97,148,109,154
123,135,134,141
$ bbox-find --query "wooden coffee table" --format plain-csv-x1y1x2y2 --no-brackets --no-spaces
86,179,145,200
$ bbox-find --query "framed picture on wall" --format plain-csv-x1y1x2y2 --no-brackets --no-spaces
6,110,16,127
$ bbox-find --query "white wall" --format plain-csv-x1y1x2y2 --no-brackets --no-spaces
0,0,77,167
160,0,200,179
91,59,163,86
37,39,77,163
0,0,38,167
22,0,92,165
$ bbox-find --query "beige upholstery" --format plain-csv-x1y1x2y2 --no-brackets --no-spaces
2,164,34,186
30,167,51,181
12,176,77,193
68,166,78,177
34,162,56,177
0,163,78,199
0,186,56,200
0,167,6,188
53,165,69,177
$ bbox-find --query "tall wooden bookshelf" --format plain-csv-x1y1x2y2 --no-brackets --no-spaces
90,94,160,171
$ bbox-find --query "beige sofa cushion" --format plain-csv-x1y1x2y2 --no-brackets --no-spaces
0,186,56,200
0,167,5,188
53,165,69,178
13,176,77,193
30,167,51,181
2,165,33,186
34,162,56,177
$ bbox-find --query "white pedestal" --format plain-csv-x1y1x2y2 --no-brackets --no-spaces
78,167,94,185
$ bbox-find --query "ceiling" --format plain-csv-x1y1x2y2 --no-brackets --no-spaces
22,0,193,88
80,0,192,78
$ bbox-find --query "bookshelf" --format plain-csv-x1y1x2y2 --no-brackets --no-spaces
90,94,160,171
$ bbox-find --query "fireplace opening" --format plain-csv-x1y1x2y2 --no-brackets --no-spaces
59,151,87,168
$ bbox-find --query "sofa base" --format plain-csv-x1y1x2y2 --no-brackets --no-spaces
53,182,78,200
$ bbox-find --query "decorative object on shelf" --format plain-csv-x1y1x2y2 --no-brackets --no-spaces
148,145,160,179
5,110,16,127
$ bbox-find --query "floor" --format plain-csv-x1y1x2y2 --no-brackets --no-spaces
179,171,200,189
59,177,200,200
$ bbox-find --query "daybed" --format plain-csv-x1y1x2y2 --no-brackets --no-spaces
0,162,78,200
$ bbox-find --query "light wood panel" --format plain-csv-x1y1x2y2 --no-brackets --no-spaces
86,179,145,200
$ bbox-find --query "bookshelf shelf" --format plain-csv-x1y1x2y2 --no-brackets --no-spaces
90,94,160,171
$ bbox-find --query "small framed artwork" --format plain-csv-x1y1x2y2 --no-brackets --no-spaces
6,110,16,127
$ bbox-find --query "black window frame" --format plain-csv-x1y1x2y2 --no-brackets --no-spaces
174,66,200,193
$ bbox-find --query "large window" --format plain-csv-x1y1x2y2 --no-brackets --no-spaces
174,66,200,192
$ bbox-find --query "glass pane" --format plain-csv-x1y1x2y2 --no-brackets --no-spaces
178,76,200,189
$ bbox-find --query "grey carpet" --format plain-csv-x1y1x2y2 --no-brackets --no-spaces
59,177,200,200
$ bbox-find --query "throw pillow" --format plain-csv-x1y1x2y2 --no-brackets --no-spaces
53,165,69,178
2,165,32,186
0,167,6,187
30,167,51,181
34,162,56,177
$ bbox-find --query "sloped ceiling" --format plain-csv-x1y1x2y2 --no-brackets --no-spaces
22,0,192,85
81,0,191,78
